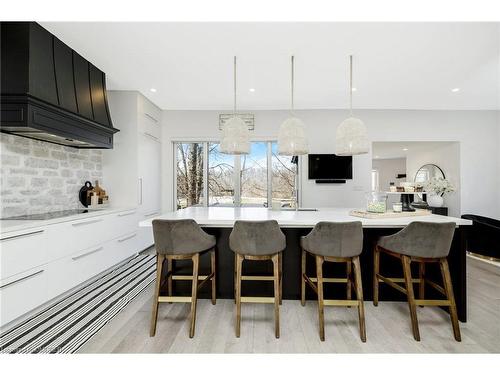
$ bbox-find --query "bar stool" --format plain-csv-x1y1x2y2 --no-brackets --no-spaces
300,221,366,342
229,220,286,338
373,221,461,341
150,219,216,338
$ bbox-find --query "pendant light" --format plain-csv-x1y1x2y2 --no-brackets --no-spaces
335,55,369,156
220,56,250,155
278,55,308,156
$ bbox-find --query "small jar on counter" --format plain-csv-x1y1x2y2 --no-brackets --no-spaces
366,192,387,213
392,202,403,213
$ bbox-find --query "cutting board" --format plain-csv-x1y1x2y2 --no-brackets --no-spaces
349,209,432,219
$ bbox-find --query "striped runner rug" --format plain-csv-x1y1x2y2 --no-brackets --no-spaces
0,253,156,354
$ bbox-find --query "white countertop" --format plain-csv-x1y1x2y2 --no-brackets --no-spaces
0,207,138,235
139,207,472,228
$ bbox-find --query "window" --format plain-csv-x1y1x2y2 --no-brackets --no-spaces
271,142,296,208
174,141,298,209
175,143,205,209
208,142,235,206
240,142,268,207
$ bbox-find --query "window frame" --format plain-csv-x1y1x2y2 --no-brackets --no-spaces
173,139,301,209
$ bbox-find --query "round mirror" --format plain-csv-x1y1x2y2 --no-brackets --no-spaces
414,164,445,185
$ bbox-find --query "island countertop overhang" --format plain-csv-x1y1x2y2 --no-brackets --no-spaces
139,207,472,228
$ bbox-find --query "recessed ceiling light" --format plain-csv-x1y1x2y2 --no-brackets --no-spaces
451,88,460,93
150,88,157,93
249,88,256,92
374,155,379,158
403,148,408,151
351,87,357,92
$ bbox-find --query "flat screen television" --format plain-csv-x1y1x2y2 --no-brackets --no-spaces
308,154,353,180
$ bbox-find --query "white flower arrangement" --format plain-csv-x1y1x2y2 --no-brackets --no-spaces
425,177,455,195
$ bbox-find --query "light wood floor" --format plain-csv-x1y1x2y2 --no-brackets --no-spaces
78,256,500,353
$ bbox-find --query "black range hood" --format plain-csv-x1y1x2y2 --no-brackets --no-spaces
0,22,119,148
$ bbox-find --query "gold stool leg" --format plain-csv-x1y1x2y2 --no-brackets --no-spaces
352,256,366,342
316,255,325,341
189,253,200,338
373,246,380,306
150,254,164,337
346,260,352,307
440,258,461,341
211,248,216,305
273,253,280,338
301,248,306,306
235,253,243,337
278,252,283,305
234,254,237,304
402,255,420,341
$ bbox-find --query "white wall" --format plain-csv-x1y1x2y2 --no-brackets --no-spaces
405,142,461,217
372,158,406,191
372,157,406,209
161,109,500,219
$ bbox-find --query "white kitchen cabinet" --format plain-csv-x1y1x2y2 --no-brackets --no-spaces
0,265,47,326
138,132,161,214
1,229,46,280
45,242,109,301
104,91,162,252
0,208,145,327
45,215,110,262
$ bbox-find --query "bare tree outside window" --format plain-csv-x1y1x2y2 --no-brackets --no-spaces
272,142,296,208
240,142,268,206
176,143,204,209
208,143,235,206
175,141,296,209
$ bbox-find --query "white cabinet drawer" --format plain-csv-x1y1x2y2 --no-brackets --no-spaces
46,215,110,262
46,242,108,301
107,210,139,240
0,266,47,326
107,231,140,266
0,229,47,281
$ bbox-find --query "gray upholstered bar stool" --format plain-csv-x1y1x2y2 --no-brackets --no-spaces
150,219,216,338
373,221,461,342
229,220,286,338
300,221,366,342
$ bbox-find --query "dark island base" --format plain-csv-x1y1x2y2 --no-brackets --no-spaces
162,227,467,322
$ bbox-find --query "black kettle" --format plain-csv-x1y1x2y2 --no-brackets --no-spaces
78,181,93,207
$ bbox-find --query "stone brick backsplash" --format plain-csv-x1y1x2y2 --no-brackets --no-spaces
0,134,103,217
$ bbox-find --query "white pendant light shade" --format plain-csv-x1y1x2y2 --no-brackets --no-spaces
335,55,368,156
278,117,308,155
220,116,250,154
278,55,309,156
335,117,369,156
220,56,250,155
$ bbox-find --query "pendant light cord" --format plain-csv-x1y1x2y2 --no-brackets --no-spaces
291,55,295,116
233,56,237,115
349,54,353,117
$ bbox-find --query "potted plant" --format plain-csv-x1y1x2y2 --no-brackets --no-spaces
425,177,455,207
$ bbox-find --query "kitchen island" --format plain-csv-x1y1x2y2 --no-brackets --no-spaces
140,207,471,322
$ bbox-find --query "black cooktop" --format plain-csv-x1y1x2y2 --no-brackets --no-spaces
1,209,90,220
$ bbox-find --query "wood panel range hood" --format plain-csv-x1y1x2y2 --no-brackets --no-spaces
0,22,119,148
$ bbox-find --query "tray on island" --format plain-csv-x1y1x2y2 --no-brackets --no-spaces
349,209,432,219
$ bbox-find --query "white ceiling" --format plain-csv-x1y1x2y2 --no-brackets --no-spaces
372,141,457,159
41,22,500,111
